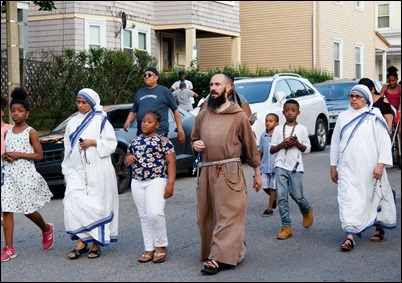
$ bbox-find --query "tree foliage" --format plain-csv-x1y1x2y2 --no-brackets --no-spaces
14,48,331,131
24,48,157,130
32,1,56,11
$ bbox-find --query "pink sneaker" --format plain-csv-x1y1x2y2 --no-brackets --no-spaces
1,246,17,262
42,223,54,251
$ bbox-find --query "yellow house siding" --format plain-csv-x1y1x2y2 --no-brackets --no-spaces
198,37,232,71
317,1,376,78
198,1,314,72
198,1,381,78
240,1,313,71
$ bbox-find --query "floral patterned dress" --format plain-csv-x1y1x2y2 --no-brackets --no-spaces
1,127,53,214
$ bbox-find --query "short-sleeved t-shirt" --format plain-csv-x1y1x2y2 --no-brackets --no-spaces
131,85,178,135
171,80,193,90
172,89,195,111
171,80,194,104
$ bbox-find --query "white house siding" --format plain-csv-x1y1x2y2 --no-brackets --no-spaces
25,1,155,52
27,1,154,24
1,1,152,52
316,1,377,79
27,19,84,54
376,1,401,78
154,1,239,32
1,1,240,70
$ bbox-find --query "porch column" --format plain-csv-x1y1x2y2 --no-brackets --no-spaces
185,28,197,69
382,51,387,84
231,36,241,69
6,0,20,116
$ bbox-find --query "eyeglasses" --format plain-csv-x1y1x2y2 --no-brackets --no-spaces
143,73,153,78
349,94,364,100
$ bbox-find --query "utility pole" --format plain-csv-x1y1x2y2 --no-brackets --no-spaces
6,1,20,123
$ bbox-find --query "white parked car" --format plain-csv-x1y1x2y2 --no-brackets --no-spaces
191,73,329,151
235,74,329,151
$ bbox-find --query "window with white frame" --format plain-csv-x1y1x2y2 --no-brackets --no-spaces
85,20,106,49
355,45,362,79
123,29,133,51
333,41,342,79
377,2,390,29
138,32,147,51
121,26,150,54
122,29,134,59
136,27,150,52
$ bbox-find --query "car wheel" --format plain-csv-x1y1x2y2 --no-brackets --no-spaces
111,146,131,194
311,118,328,151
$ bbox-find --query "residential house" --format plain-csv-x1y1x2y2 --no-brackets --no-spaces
1,1,241,73
199,1,401,83
2,1,399,83
375,1,401,82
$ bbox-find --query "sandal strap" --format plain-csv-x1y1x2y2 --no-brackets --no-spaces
141,254,153,259
204,259,219,270
342,237,355,248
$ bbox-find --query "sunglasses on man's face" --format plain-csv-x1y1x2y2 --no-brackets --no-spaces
143,73,154,78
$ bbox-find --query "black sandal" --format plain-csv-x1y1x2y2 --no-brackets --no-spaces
371,228,385,242
88,247,101,259
340,237,355,252
201,259,224,275
68,243,89,260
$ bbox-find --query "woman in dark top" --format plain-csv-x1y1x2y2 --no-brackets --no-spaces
358,78,394,135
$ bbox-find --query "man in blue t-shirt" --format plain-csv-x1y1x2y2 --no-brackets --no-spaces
123,67,185,144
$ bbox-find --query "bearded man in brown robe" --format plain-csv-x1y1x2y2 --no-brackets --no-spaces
191,72,262,275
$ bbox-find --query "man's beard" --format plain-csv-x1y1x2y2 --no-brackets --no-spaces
208,90,227,110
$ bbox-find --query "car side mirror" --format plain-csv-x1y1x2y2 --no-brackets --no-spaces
274,91,286,103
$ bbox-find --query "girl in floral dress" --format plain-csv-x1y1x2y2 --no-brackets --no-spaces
1,87,54,262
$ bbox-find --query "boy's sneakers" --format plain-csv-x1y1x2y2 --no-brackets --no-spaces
42,223,54,251
1,246,17,262
262,209,273,217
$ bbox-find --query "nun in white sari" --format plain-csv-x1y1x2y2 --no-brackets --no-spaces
62,88,119,259
330,85,396,252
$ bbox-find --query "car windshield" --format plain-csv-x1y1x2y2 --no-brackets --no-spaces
315,82,357,101
235,81,272,104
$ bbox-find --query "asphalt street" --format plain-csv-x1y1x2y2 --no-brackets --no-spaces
1,146,401,282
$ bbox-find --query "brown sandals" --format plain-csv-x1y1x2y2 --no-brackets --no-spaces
340,237,355,252
371,228,385,242
138,251,154,263
153,249,167,263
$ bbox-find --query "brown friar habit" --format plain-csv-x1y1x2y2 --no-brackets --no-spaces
191,102,260,266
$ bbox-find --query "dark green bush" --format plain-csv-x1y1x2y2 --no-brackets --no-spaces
23,48,157,130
